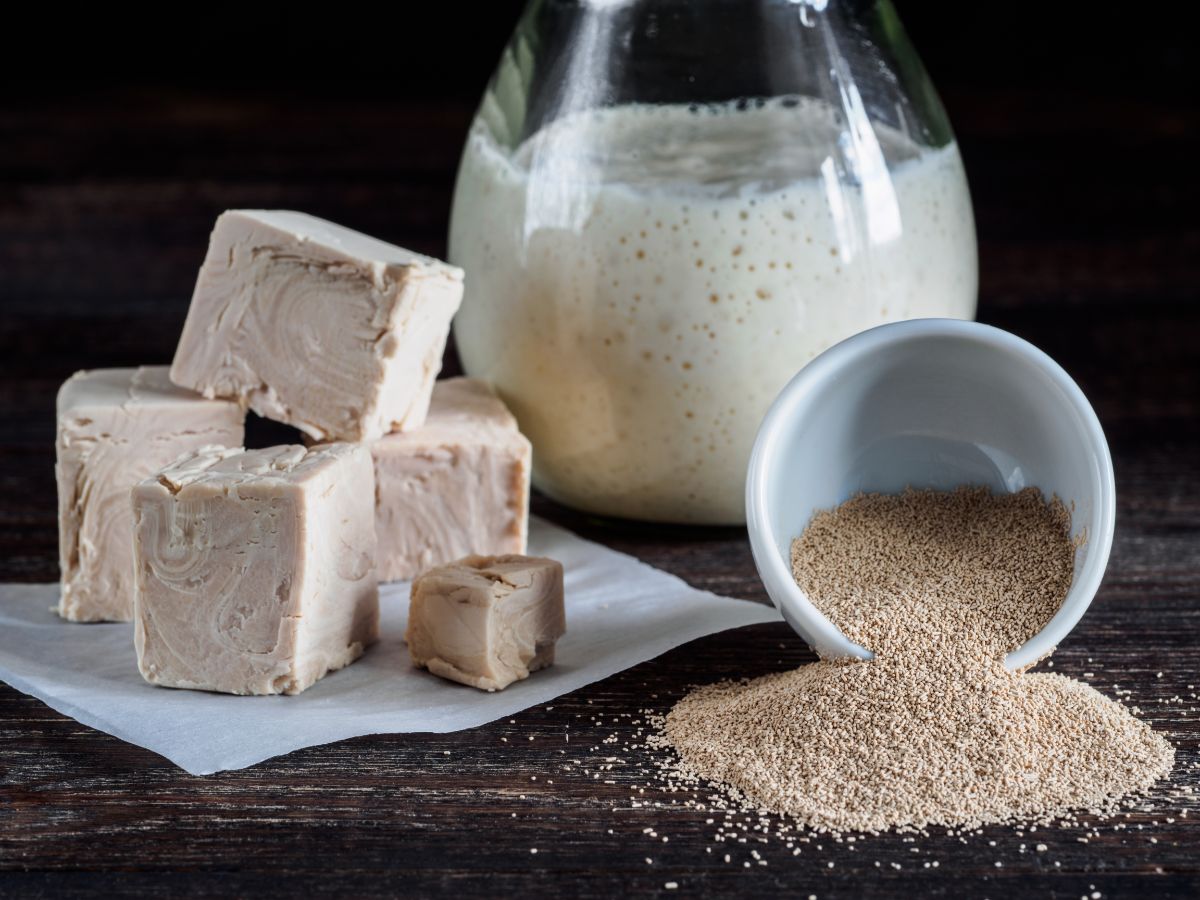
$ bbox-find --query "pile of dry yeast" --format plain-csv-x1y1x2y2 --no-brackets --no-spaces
664,487,1174,832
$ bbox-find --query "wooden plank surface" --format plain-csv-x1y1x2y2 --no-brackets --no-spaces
0,80,1197,898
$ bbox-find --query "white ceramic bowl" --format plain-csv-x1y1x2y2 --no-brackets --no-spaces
745,318,1116,671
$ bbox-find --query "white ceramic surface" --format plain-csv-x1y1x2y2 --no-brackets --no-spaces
745,318,1116,671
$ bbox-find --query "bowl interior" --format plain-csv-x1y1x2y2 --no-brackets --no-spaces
748,320,1115,669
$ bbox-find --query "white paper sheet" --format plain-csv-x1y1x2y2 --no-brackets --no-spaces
0,517,780,775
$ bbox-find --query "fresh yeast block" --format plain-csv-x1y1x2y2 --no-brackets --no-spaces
55,366,244,622
372,378,531,581
170,210,464,442
132,444,379,696
407,555,565,691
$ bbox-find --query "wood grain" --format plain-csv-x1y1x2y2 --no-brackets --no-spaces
0,83,1197,898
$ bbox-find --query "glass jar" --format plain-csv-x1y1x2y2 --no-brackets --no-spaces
449,0,977,525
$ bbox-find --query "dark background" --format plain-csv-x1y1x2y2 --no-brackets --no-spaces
1,3,1198,897
3,2,1196,314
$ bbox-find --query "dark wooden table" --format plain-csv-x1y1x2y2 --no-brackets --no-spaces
1,84,1197,898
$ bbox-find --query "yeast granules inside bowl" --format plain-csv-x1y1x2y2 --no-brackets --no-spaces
663,487,1174,833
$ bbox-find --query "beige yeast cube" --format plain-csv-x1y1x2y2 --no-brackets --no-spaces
55,366,244,622
407,555,565,691
133,444,379,696
373,378,531,581
170,210,464,442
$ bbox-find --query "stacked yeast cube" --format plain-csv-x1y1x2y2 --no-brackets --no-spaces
56,210,562,695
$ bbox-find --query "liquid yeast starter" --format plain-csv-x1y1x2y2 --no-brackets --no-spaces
450,99,977,523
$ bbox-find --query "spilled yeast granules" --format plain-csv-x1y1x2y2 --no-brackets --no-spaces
663,487,1175,833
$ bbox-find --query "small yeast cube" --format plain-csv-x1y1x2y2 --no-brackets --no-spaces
55,366,244,622
372,377,531,581
170,210,464,442
133,443,379,696
407,555,566,691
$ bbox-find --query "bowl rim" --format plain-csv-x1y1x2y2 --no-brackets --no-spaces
744,317,1116,671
